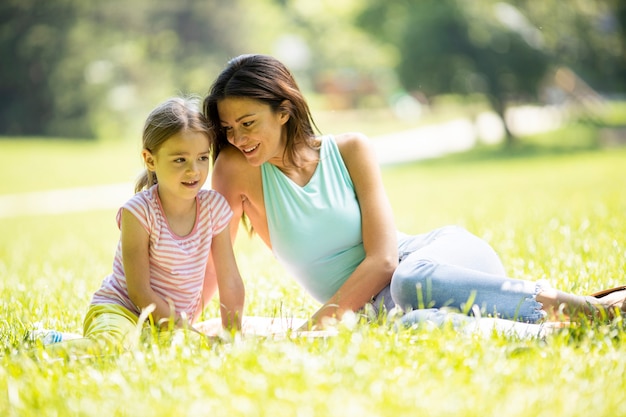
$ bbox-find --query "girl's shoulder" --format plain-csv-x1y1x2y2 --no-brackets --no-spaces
197,188,231,212
123,185,158,211
197,188,225,203
196,188,233,231
116,185,159,229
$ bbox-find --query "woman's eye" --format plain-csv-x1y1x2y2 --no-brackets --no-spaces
242,121,253,128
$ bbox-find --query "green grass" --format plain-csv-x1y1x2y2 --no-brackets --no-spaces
0,138,142,194
1,127,626,416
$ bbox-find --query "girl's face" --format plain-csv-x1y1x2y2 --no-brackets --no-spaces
217,97,289,167
143,129,210,202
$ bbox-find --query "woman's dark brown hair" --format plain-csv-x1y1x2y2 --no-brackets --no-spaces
203,54,319,166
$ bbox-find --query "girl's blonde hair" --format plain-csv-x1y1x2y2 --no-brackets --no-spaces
135,97,212,193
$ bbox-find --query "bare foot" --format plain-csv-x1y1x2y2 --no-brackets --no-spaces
594,289,626,318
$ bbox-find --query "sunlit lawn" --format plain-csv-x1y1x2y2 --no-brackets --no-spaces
1,127,626,416
0,138,142,194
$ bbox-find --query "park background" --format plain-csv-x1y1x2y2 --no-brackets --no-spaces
1,1,626,416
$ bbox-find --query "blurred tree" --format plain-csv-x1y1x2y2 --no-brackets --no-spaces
0,0,256,139
3,0,621,140
79,0,252,140
513,0,626,94
357,0,551,146
0,0,88,136
257,0,397,109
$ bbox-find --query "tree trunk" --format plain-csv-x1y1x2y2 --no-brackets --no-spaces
488,95,515,148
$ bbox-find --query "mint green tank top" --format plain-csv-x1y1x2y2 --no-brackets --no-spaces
261,136,364,303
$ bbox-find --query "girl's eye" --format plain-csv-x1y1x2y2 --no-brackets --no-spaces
174,158,185,163
199,155,210,162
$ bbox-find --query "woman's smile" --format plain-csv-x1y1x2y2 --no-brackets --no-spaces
217,97,289,167
242,143,259,154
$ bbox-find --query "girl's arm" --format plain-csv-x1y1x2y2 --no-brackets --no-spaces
210,226,245,330
200,150,245,317
198,254,218,320
121,209,185,327
304,133,399,329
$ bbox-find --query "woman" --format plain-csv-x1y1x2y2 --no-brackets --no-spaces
202,54,625,331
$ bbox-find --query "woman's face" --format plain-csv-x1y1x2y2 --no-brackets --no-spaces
217,97,289,167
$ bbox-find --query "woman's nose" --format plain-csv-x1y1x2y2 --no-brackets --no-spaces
229,127,245,144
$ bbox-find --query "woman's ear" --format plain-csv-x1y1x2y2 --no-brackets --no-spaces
142,149,156,171
278,100,291,125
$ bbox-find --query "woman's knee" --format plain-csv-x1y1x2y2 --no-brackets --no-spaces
390,258,438,310
430,225,505,275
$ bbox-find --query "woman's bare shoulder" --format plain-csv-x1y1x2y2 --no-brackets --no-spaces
212,145,257,191
333,132,369,146
214,145,252,175
332,132,375,161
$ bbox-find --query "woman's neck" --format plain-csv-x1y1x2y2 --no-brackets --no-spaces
271,139,320,187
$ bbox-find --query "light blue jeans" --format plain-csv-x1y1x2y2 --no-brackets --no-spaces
370,225,547,325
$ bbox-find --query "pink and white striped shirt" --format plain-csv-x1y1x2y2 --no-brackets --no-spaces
90,185,233,322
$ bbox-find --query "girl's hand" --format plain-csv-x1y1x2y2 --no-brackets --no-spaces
210,227,245,331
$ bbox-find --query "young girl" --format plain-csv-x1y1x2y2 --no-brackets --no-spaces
33,97,245,353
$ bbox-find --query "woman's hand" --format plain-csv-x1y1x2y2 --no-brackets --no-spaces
303,133,399,329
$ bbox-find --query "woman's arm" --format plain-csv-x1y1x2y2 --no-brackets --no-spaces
305,133,398,329
209,147,253,330
212,146,247,244
210,226,245,330
212,144,271,246
121,209,185,327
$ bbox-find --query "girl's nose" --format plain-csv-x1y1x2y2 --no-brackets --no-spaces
187,160,199,173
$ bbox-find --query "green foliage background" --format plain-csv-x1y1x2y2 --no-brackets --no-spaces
2,0,624,140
